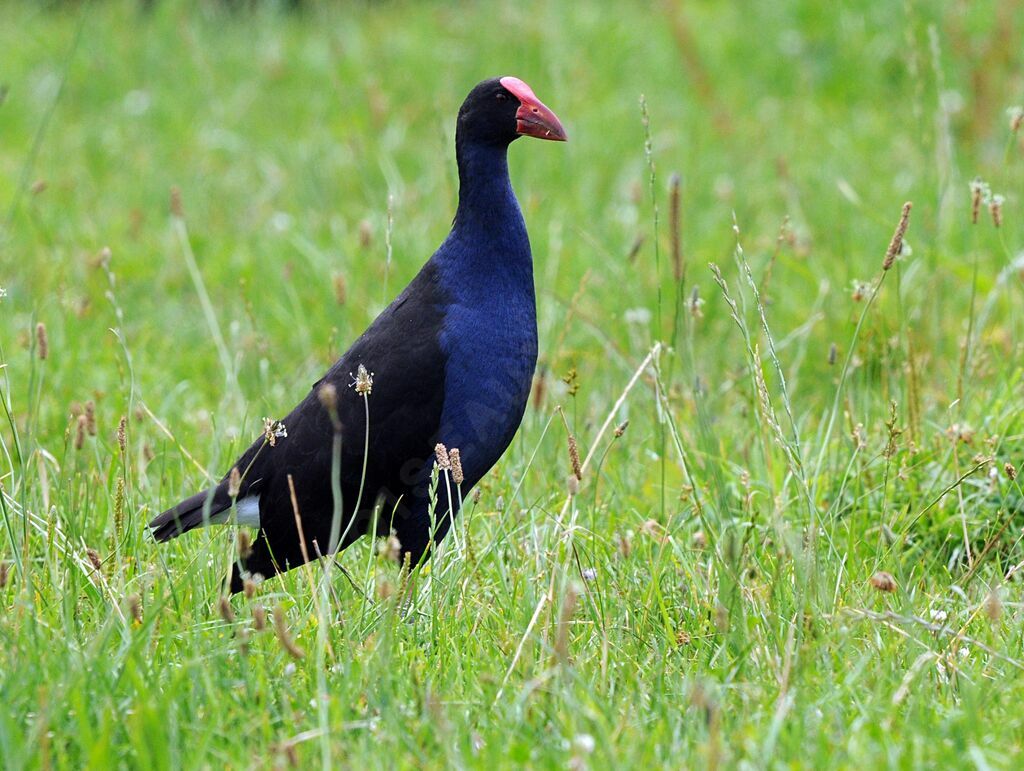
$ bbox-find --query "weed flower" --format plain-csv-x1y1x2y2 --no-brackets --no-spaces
581,567,597,581
35,322,48,360
351,363,373,396
449,448,464,485
850,280,870,302
262,417,287,447
883,201,912,271
870,571,898,593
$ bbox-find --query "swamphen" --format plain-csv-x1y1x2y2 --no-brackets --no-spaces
149,76,566,591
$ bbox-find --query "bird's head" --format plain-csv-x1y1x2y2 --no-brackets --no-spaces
457,76,567,147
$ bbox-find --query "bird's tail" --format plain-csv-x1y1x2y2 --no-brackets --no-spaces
149,485,233,542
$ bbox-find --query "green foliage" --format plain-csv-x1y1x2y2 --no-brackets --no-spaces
2,0,1024,767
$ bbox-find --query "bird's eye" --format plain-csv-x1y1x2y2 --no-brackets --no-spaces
495,92,508,102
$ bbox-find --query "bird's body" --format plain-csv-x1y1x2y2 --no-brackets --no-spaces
149,77,566,591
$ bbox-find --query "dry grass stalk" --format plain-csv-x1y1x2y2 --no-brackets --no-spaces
883,202,912,271
273,605,305,659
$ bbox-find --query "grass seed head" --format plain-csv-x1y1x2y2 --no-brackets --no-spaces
970,178,988,224
35,322,48,360
614,420,629,438
449,448,464,485
985,585,1003,622
434,443,451,470
262,417,287,447
566,474,580,496
237,528,252,560
332,272,347,305
84,400,97,437
127,594,143,624
116,416,127,452
828,342,837,366
0,561,8,588
352,363,373,396
86,548,102,572
1009,106,1024,133
567,434,583,480
228,466,242,498
1005,462,1018,481
883,201,912,271
252,604,267,631
273,605,305,659
870,571,898,593
990,194,1004,228
169,186,183,218
74,414,87,450
218,596,235,624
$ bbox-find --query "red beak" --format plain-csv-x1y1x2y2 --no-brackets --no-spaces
499,76,568,142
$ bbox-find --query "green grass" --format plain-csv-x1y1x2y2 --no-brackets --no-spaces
2,0,1024,767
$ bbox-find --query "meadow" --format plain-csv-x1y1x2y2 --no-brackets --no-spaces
2,0,1024,767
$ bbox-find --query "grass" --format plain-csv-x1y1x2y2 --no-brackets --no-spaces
2,0,1024,767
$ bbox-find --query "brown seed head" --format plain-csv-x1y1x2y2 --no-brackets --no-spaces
127,593,143,624
237,528,252,560
31,179,47,195
352,363,373,396
1005,462,1018,481
35,322,48,360
449,448,464,485
84,400,97,436
116,416,127,452
434,443,451,470
228,466,242,498
1009,106,1024,134
870,571,898,593
566,474,580,496
252,604,267,631
985,584,1003,622
262,417,287,447
86,548,102,571
990,194,1004,228
828,342,838,366
883,202,912,271
970,178,986,224
332,272,347,305
0,561,9,588
614,420,629,438
567,434,583,480
273,605,305,659
74,414,87,450
218,596,236,624
169,186,183,218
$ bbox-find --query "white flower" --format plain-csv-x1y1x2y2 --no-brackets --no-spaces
581,567,598,581
262,417,287,446
350,363,373,396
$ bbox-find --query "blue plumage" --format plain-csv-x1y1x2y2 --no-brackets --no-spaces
149,76,566,591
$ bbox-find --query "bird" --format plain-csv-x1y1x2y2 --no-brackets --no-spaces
149,76,567,592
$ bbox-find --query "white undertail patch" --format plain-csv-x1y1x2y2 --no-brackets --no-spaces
207,495,261,528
